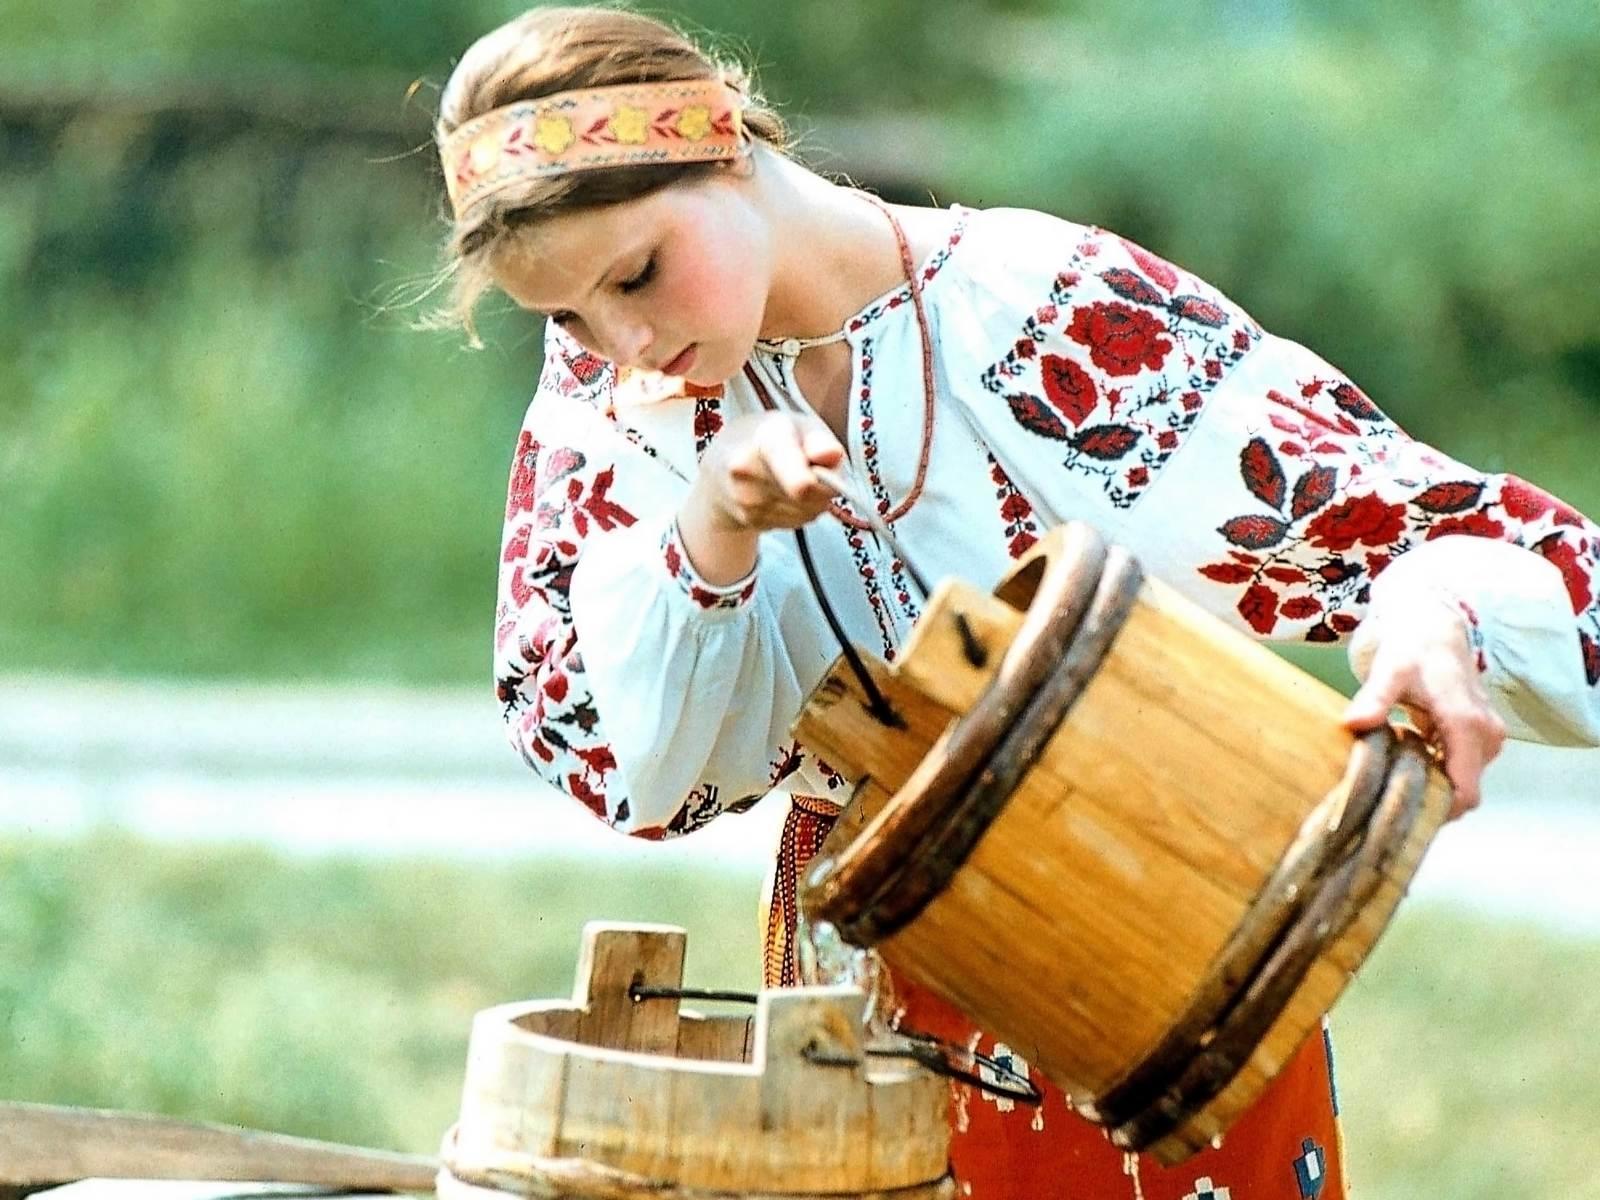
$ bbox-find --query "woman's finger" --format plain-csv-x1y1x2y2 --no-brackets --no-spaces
1435,702,1506,819
801,424,846,468
758,420,835,505
1342,665,1409,731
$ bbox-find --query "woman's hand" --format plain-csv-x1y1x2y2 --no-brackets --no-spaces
1342,599,1506,819
677,412,846,585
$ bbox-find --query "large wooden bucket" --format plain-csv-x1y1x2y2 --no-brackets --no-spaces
797,523,1450,1163
439,921,954,1200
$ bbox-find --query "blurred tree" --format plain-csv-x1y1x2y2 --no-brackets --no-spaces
0,0,1594,682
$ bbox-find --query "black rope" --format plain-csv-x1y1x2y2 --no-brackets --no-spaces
793,524,905,728
887,538,933,600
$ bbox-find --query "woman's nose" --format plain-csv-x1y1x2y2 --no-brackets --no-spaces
605,319,654,369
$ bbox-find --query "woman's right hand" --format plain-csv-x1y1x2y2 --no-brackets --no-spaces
677,411,846,585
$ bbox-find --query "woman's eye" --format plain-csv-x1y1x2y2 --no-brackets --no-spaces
620,255,657,294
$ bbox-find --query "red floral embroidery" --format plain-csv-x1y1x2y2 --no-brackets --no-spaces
851,336,921,622
569,350,608,385
501,525,532,564
1426,511,1507,541
1534,535,1594,616
1304,495,1407,553
1456,600,1488,673
1120,238,1181,291
496,333,754,840
1196,382,1600,682
506,431,539,519
1237,582,1279,634
814,756,848,791
1066,301,1173,377
693,393,723,459
1501,476,1585,527
1582,633,1600,686
989,455,1042,559
983,229,1260,510
660,524,755,611
1040,354,1099,427
840,522,900,660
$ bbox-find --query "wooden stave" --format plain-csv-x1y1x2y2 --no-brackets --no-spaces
1148,756,1450,1161
1110,732,1431,1151
439,1124,959,1200
801,523,1108,940
1086,727,1398,1130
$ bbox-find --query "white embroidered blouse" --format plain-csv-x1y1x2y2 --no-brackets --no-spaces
493,204,1600,838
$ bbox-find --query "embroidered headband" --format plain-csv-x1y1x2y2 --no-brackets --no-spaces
440,78,747,221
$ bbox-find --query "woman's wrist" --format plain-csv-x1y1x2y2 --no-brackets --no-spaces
677,477,760,585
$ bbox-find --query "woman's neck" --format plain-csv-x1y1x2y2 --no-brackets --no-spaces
752,149,918,341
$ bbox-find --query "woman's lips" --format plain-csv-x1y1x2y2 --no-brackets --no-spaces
661,344,697,376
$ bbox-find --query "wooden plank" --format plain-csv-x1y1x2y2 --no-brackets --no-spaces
27,1184,401,1200
0,1102,436,1190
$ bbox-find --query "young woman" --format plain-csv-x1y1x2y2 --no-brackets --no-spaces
434,8,1600,1197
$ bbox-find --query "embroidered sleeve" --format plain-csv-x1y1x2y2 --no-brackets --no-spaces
496,329,850,839
1188,361,1600,746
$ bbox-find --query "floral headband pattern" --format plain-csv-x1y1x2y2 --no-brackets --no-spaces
440,79,746,220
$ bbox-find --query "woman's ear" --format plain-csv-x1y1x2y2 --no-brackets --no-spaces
721,143,759,180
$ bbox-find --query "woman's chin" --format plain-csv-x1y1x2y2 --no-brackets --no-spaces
686,352,734,387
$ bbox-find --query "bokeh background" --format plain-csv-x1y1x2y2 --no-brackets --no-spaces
3,3,1599,1198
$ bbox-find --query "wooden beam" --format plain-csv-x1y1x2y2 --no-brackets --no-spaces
0,1102,437,1192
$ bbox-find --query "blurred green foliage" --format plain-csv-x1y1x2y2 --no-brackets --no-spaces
4,832,1598,1198
971,2,1600,486
0,1,1595,682
0,832,762,1150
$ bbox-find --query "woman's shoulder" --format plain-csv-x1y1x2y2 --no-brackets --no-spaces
956,204,1094,262
941,205,1253,334
938,204,1104,309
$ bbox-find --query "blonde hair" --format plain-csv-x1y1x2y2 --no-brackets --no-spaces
434,5,791,337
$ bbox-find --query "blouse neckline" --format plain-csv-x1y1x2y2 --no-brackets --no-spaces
755,204,973,362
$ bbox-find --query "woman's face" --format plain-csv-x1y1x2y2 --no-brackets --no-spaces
492,172,773,387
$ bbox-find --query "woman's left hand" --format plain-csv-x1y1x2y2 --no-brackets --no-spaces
1342,600,1506,820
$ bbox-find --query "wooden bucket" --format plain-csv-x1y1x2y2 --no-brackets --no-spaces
439,921,954,1200
797,522,1451,1164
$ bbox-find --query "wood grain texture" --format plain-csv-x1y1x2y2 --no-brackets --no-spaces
0,1102,437,1189
448,923,950,1196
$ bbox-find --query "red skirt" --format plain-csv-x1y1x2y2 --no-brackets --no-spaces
764,796,1346,1200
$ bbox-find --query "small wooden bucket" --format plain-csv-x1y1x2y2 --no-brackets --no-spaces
439,921,954,1200
797,523,1450,1164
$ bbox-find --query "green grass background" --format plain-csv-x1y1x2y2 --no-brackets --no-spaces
4,832,1597,1199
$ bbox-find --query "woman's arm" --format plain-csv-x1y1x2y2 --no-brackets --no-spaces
495,331,851,838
